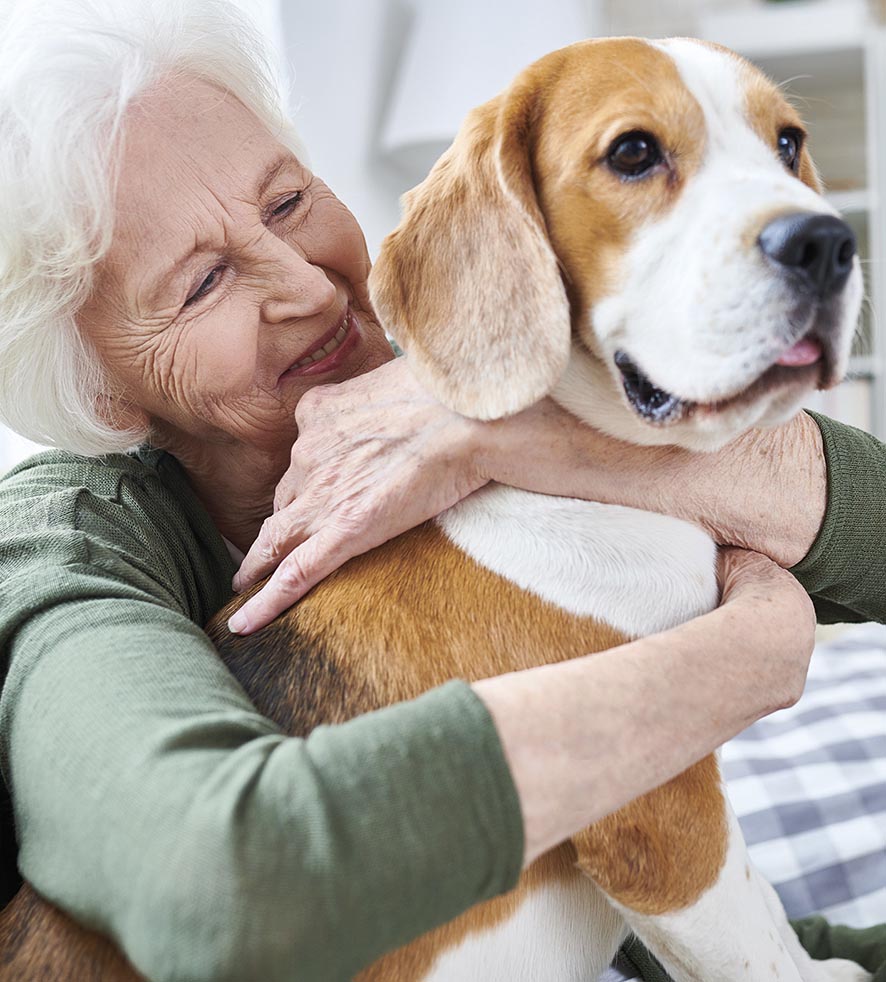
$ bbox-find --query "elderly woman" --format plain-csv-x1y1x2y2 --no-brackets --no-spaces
0,1,885,981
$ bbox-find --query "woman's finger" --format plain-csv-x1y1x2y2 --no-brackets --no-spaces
273,456,308,514
233,510,308,592
227,529,353,634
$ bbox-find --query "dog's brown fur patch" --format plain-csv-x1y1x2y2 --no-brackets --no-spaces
0,523,726,980
0,883,141,981
572,754,726,916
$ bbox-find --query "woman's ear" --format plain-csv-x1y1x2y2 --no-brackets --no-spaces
369,76,571,420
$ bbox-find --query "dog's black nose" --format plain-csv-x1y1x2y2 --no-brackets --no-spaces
758,212,856,299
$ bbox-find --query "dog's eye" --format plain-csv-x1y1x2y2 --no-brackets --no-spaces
607,131,662,178
777,128,804,172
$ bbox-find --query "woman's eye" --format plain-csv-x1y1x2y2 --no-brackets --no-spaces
777,128,803,173
607,131,663,178
269,192,303,220
184,266,224,307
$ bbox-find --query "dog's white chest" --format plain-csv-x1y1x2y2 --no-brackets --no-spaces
437,485,719,638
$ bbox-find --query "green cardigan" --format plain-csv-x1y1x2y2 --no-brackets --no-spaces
0,411,883,980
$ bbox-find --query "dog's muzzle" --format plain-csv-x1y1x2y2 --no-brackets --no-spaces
614,211,856,425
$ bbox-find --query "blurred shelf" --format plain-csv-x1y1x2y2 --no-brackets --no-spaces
699,0,868,61
827,188,873,214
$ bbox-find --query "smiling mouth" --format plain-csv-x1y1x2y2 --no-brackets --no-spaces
291,310,352,369
614,334,829,424
279,308,359,383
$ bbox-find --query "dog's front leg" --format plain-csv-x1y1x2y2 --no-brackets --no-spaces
614,805,869,982
570,756,836,982
752,866,872,982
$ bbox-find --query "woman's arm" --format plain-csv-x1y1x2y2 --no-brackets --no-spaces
476,548,815,864
789,411,886,624
485,402,886,625
0,451,818,979
231,357,835,631
481,400,828,568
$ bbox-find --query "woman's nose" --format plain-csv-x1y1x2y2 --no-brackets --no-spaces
259,240,338,324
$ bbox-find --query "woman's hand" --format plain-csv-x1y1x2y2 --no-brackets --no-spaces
228,358,491,634
714,546,817,713
228,351,828,634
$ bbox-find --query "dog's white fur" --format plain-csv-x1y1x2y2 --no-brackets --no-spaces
439,484,717,639
420,802,870,981
423,870,628,982
618,807,871,982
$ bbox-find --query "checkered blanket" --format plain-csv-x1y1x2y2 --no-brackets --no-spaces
605,622,886,981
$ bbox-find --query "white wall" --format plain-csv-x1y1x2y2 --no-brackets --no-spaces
0,432,43,474
279,0,412,260
278,0,600,258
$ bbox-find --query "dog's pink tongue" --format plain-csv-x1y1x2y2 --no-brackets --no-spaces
776,337,823,367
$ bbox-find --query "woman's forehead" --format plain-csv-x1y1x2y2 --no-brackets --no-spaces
119,78,294,211
106,79,304,284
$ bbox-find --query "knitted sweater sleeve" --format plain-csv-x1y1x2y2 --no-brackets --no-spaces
0,451,523,982
791,412,886,625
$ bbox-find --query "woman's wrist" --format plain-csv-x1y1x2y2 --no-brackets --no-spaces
474,609,795,867
686,411,828,567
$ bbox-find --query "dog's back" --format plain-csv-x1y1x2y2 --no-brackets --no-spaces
206,488,720,981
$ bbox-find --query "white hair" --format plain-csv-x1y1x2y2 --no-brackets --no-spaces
0,0,303,455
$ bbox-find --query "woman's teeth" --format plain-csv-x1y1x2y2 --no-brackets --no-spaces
294,318,349,368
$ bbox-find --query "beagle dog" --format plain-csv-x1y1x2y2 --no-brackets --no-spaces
0,36,869,982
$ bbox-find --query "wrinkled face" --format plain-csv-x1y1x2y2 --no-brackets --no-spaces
540,39,862,450
78,78,392,459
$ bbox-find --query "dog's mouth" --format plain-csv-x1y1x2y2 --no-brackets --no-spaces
614,332,836,425
614,351,686,423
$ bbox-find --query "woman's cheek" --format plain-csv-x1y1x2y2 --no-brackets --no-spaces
194,304,261,392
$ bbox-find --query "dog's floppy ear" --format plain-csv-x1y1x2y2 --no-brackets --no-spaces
370,76,570,419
